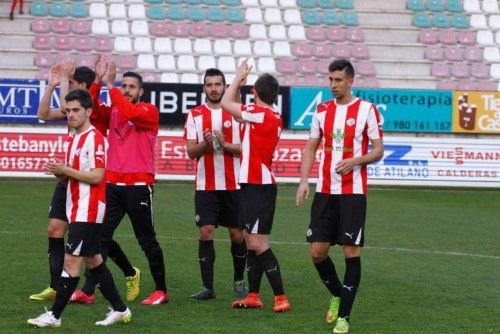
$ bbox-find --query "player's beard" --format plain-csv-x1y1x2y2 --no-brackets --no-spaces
206,92,223,104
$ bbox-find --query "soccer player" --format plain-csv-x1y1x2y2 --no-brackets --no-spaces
85,61,169,305
185,68,247,300
295,59,384,334
28,89,131,327
31,58,140,304
221,60,290,312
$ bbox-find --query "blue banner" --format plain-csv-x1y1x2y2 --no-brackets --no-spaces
0,79,46,123
289,87,453,133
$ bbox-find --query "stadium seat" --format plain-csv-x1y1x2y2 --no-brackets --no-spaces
214,40,232,55
283,9,302,24
141,73,160,83
257,58,276,73
32,19,51,33
129,4,146,19
446,0,463,12
194,39,212,54
489,15,500,29
51,19,70,34
317,0,334,8
279,0,297,7
433,13,451,28
204,0,221,4
431,62,450,78
361,77,380,88
470,14,487,28
333,44,351,58
476,30,494,45
253,40,272,56
269,25,287,40
322,10,340,25
260,0,278,6
180,73,200,84
217,56,236,72
463,0,480,12
34,35,52,50
249,24,267,39
357,61,376,76
198,55,216,71
114,36,133,52
326,27,346,42
463,46,482,62
222,0,241,5
147,5,166,20
154,38,172,53
157,55,176,71
297,59,316,75
73,36,93,52
170,22,190,37
245,8,263,23
351,43,370,60
451,14,470,29
207,7,225,22
134,37,152,53
35,52,54,68
137,54,156,71
436,79,456,90
191,23,210,38
476,80,496,91
303,10,321,25
109,3,126,19
167,6,185,20
161,73,179,83
210,23,229,38
413,12,432,28
31,1,49,17
307,26,326,41
178,56,197,72
226,8,244,23
427,0,444,12
112,20,129,35
292,42,312,57
312,44,333,58
341,11,359,26
280,76,300,87
482,0,499,13
234,40,252,56
337,0,354,9
69,2,87,18
406,0,425,11
145,0,163,3
50,1,68,17
238,57,255,70
229,24,249,39
456,30,475,45
131,21,149,36
117,55,137,70
456,80,477,90
151,22,169,37
316,59,330,72
438,30,457,45
75,53,94,67
288,25,306,40
451,63,469,78
418,29,439,44
89,3,106,18
297,0,315,8
185,0,202,4
425,45,444,60
470,63,490,79
264,8,282,24
272,41,292,57
496,31,500,45
483,47,500,62
444,47,463,61
346,27,364,42
277,59,297,74
174,38,193,54
491,64,500,79
95,36,113,52
166,0,183,4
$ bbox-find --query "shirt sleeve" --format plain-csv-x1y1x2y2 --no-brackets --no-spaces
366,104,383,140
109,88,159,131
184,110,197,141
240,104,265,123
89,132,106,169
309,109,322,139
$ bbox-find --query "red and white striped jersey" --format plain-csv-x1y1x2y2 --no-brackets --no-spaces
310,98,383,195
185,104,240,190
239,104,282,185
65,126,108,224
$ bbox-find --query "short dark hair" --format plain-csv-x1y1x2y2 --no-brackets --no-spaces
328,59,355,78
254,73,279,105
73,66,95,89
203,68,226,85
65,89,93,109
123,71,143,88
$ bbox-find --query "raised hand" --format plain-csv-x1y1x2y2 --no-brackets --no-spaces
59,58,75,79
47,64,61,87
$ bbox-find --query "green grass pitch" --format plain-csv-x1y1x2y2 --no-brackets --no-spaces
0,179,498,333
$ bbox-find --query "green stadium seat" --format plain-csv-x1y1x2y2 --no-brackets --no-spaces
341,11,359,26
203,0,221,5
317,0,334,9
147,5,166,20
297,0,316,9
206,7,225,22
187,6,205,22
184,0,202,4
406,0,425,11
165,0,183,4
303,10,321,25
426,0,444,12
451,14,469,29
413,12,432,28
145,0,163,3
221,0,241,6
167,6,185,20
445,0,464,12
322,10,340,25
433,13,450,28
30,0,48,16
69,2,88,18
50,1,68,17
336,0,354,9
226,8,244,23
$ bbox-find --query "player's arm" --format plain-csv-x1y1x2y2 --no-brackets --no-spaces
213,130,240,156
37,65,66,121
296,137,321,207
221,59,252,122
186,138,211,159
43,160,105,185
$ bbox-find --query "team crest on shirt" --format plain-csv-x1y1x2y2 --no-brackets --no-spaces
332,129,345,144
346,118,356,127
223,120,231,128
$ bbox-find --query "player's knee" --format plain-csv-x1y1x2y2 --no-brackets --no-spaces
228,228,245,244
47,219,67,238
310,247,328,263
199,226,215,240
343,245,361,258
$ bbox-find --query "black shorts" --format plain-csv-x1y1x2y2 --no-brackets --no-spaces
306,193,366,247
66,222,101,257
195,190,239,228
48,181,68,222
239,184,277,235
